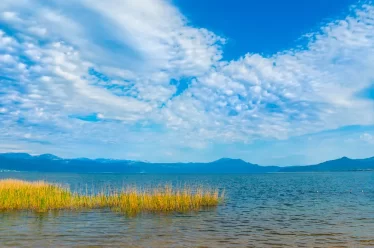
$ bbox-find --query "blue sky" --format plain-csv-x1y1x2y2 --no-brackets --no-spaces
176,0,358,60
0,0,374,165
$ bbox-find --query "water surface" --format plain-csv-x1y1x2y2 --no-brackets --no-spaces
1,172,374,247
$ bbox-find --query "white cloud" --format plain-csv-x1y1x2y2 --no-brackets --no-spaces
159,3,374,143
80,0,224,74
28,26,47,36
0,0,374,161
1,11,21,22
360,133,374,144
0,54,16,64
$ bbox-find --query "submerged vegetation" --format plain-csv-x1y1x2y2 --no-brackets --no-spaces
0,179,223,215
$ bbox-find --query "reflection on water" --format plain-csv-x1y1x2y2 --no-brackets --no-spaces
1,172,374,247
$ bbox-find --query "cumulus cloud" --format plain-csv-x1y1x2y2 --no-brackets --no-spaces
0,0,374,161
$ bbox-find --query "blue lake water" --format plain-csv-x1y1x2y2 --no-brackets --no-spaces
0,172,374,247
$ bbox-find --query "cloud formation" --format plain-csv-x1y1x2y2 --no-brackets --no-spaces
0,0,374,162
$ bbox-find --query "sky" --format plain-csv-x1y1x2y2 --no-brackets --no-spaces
0,0,374,166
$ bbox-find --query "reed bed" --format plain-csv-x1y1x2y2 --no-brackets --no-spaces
0,179,223,215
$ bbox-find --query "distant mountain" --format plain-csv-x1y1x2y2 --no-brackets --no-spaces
0,153,374,173
279,156,374,172
0,153,33,159
35,154,62,160
0,153,277,173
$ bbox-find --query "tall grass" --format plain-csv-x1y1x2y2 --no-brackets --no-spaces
0,179,223,215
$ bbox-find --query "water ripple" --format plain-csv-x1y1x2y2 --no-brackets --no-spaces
1,172,374,247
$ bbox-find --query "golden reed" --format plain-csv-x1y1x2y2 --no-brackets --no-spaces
0,179,223,215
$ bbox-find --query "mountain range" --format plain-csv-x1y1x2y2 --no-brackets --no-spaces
0,153,374,173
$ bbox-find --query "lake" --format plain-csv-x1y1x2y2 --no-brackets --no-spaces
1,172,374,247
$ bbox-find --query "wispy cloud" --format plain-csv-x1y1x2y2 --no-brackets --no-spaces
0,0,374,162
360,132,374,143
